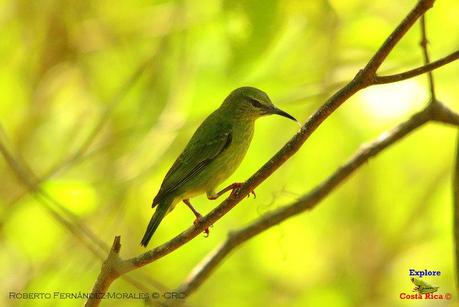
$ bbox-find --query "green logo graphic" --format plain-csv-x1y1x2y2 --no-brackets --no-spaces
411,277,439,294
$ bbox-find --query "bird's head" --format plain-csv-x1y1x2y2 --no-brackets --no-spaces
221,86,298,122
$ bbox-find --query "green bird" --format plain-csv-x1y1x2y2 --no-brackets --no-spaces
141,86,297,247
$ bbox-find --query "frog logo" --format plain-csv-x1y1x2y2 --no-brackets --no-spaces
400,269,452,300
411,277,439,294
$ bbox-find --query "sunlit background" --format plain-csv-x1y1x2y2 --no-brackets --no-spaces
1,0,459,306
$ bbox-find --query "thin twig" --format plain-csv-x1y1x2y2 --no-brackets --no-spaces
374,50,459,84
420,15,436,101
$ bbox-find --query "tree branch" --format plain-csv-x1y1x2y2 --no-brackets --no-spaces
362,0,434,76
176,105,436,296
119,0,437,272
374,50,459,84
175,8,459,298
86,0,449,304
419,14,436,101
177,101,459,296
85,236,123,307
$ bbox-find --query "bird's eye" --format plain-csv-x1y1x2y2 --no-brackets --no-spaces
249,97,263,108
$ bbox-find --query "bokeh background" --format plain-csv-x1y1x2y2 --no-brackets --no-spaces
1,0,459,306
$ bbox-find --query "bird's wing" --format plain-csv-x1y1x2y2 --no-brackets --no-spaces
152,117,232,206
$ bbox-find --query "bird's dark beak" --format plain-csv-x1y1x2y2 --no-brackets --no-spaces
270,106,298,123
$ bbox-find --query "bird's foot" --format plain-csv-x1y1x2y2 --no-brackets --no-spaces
193,214,211,237
229,182,256,199
183,199,211,237
208,182,256,200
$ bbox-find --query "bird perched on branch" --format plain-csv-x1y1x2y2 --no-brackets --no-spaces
141,86,298,247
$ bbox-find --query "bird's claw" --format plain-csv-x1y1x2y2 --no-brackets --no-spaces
229,182,243,197
230,183,256,199
193,215,211,237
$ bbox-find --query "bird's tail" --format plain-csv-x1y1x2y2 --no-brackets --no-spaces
140,200,170,247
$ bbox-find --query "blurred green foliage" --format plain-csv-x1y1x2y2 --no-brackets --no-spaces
0,0,458,306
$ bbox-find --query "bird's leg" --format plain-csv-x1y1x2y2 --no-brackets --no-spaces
183,199,202,219
182,199,209,237
207,182,256,200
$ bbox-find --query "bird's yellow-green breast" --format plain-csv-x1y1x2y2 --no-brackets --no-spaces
159,105,256,208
